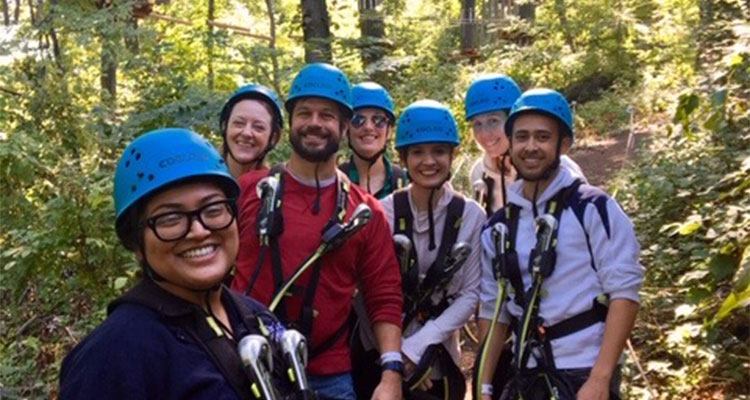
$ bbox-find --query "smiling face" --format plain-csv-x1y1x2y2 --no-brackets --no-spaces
404,143,454,189
471,110,509,158
138,181,238,296
509,112,570,181
289,97,344,162
349,107,391,159
226,99,276,166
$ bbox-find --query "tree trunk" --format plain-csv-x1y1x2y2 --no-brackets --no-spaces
47,0,63,71
125,14,139,54
300,0,332,63
263,0,282,95
518,1,535,22
553,0,575,50
27,0,34,23
98,0,116,106
206,0,215,90
460,0,477,52
3,0,9,25
12,0,18,23
100,39,117,104
358,0,386,66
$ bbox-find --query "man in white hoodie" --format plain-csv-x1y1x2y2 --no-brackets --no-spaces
476,89,643,400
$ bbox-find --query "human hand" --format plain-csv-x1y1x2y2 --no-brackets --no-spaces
576,374,610,400
371,370,402,400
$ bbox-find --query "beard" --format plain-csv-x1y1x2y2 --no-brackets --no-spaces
511,154,560,181
290,126,341,163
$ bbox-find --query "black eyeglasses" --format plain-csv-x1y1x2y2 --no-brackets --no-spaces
351,114,389,129
141,199,237,242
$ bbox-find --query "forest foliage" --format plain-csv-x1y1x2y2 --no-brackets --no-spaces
0,0,748,398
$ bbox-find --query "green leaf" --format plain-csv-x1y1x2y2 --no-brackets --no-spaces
708,254,737,282
710,88,728,109
732,246,750,294
668,214,703,236
673,92,700,126
113,276,129,291
713,288,750,324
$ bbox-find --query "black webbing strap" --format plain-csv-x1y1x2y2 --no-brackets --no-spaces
406,344,466,400
545,296,608,340
501,204,525,307
419,195,466,295
393,189,419,304
339,161,352,179
510,180,614,375
247,165,286,295
397,193,466,328
251,165,351,356
392,164,409,190
481,172,495,216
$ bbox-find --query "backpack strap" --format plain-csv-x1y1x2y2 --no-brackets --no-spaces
564,183,612,272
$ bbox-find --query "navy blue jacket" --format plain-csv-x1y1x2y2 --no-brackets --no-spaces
59,280,284,400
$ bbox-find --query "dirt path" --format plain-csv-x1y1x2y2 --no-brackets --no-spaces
568,130,647,188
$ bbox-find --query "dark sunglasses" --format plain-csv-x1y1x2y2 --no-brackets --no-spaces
351,114,389,129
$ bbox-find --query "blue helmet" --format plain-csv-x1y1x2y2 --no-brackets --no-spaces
285,63,353,118
465,74,522,120
504,88,575,144
219,84,284,134
395,100,460,150
114,128,239,234
351,82,395,121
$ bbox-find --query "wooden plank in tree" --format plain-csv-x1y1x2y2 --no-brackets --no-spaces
207,20,272,42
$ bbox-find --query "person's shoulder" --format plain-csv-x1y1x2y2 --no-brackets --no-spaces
569,181,612,204
462,196,487,220
99,303,172,347
63,304,169,371
469,157,484,181
238,168,271,192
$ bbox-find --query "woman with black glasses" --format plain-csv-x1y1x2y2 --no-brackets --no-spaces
59,128,304,400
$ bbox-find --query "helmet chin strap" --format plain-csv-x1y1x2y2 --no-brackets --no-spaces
422,151,453,251
511,134,563,218
348,134,387,195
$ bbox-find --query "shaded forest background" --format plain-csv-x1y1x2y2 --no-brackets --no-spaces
0,0,748,398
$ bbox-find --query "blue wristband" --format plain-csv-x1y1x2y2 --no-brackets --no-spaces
381,360,404,375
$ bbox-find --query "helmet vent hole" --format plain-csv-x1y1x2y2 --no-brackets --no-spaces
125,160,130,168
148,174,154,181
131,185,137,192
135,153,141,160
137,172,144,179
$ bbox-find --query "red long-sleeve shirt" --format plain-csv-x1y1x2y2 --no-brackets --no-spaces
231,169,402,375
